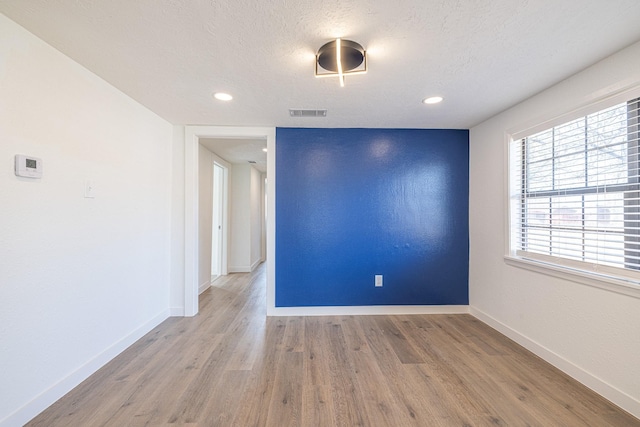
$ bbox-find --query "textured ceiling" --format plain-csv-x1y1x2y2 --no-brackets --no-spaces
2,0,640,131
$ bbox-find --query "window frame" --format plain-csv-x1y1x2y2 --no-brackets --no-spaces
505,85,640,299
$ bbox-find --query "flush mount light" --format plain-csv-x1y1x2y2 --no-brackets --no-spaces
315,38,367,87
262,148,268,152
422,96,443,104
213,92,233,101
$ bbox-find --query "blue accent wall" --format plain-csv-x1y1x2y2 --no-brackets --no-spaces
276,128,469,307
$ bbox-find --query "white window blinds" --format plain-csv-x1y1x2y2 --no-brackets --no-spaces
510,97,640,280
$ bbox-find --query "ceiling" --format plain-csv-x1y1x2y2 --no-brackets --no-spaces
200,137,267,173
2,1,640,132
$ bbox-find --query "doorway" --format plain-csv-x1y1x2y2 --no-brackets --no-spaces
184,126,275,317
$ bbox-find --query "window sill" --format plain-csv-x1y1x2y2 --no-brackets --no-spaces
503,255,640,299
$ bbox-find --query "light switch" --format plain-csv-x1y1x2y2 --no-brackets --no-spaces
84,180,95,198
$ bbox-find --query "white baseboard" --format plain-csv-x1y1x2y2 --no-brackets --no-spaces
250,259,262,271
198,280,210,295
267,305,469,316
169,307,185,317
470,306,640,419
2,309,170,427
228,266,250,273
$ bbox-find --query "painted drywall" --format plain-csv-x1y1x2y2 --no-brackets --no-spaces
198,144,214,291
469,40,640,417
250,167,263,268
0,15,173,426
229,164,264,272
170,125,186,315
276,128,469,307
198,146,233,289
230,164,251,271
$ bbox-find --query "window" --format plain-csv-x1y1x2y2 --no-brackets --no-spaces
509,96,640,283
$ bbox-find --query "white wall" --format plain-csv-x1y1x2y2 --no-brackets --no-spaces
198,144,214,291
170,125,185,315
230,164,251,271
197,147,231,289
229,164,263,272
469,40,640,418
250,167,263,267
0,15,173,426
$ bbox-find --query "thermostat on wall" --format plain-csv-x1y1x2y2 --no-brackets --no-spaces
15,154,43,178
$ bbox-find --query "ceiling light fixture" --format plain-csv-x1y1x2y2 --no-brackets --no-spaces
315,38,367,87
262,148,268,152
214,92,233,101
422,96,443,104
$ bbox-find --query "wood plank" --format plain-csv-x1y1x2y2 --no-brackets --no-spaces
265,351,303,426
104,333,225,426
223,315,265,371
354,315,437,425
338,315,370,352
348,350,418,426
201,370,251,426
374,316,425,364
26,265,640,427
229,317,287,427
399,363,474,426
303,317,331,386
281,316,305,352
374,314,520,426
301,384,334,427
324,321,371,426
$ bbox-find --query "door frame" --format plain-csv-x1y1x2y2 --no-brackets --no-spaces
184,126,275,316
210,161,227,278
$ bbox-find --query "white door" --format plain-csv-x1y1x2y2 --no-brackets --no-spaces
211,163,225,278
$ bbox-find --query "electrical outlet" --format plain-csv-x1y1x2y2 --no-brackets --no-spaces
375,275,383,287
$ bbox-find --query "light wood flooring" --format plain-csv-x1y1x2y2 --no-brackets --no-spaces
28,264,639,426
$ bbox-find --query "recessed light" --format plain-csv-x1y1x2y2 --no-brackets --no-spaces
262,148,268,152
214,92,233,101
422,96,443,104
